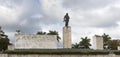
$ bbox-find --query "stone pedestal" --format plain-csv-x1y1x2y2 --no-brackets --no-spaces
118,46,120,50
63,26,71,48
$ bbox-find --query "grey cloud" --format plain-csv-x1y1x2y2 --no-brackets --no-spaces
1,0,120,44
1,0,42,34
80,14,118,28
37,0,120,28
62,0,116,10
39,0,66,25
39,0,119,28
0,0,23,8
64,0,120,28
16,0,41,34
86,7,120,28
39,16,62,25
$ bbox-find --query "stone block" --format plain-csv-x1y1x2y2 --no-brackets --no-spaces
93,35,103,50
14,34,57,49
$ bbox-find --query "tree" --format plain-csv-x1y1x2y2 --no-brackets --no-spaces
36,31,46,35
0,37,9,50
108,40,119,50
102,33,111,49
72,43,79,48
79,37,91,49
37,30,61,42
47,30,61,42
0,27,10,51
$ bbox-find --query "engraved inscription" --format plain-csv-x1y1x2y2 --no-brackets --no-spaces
15,34,57,49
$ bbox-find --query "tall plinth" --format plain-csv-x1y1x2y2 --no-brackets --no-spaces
93,35,103,50
63,26,71,48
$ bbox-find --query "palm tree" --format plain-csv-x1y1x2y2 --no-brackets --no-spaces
47,30,61,42
37,30,61,42
102,33,111,49
36,31,46,35
72,43,79,48
0,27,10,51
108,40,119,50
79,37,91,49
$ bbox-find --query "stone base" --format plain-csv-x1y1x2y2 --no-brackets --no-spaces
63,26,71,48
93,35,103,50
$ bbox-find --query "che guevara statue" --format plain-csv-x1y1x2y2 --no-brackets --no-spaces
63,13,70,27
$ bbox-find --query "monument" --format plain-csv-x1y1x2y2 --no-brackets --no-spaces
93,35,103,50
10,13,72,50
14,34,57,49
63,13,72,48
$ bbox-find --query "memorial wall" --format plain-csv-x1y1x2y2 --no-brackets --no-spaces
14,34,57,49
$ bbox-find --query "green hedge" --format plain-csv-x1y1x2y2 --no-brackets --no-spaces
113,51,120,55
3,49,112,55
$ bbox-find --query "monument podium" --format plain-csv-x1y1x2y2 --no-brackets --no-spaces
93,35,103,50
63,26,71,48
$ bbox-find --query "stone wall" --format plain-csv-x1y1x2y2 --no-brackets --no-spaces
0,54,119,57
0,54,8,57
14,34,57,49
8,45,14,50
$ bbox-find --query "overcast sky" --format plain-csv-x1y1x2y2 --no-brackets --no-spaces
0,0,120,47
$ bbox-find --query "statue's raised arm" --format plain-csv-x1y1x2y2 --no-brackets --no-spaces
63,13,70,27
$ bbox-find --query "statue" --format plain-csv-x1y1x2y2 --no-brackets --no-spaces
64,13,70,27
0,26,4,35
0,26,1,30
16,29,21,34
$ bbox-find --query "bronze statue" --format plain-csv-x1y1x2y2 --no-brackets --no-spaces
64,13,70,27
0,26,1,30
16,29,21,34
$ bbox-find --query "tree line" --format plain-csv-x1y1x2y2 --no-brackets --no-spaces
0,27,120,51
36,30,61,42
0,27,10,51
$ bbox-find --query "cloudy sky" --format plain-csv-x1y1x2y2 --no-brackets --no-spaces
1,0,120,47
